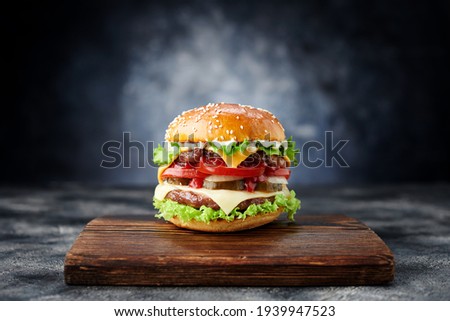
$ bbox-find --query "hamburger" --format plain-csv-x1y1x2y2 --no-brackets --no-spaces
153,102,301,232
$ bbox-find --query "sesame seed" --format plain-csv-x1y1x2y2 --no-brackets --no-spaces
226,130,229,134
264,129,268,133
214,125,218,129
236,116,240,119
230,130,233,135
220,135,224,140
240,125,244,130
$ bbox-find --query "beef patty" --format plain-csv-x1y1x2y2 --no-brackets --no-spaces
165,190,275,211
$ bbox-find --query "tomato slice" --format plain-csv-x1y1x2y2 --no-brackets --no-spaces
161,167,208,179
244,177,258,192
189,177,204,188
265,167,291,179
198,159,265,177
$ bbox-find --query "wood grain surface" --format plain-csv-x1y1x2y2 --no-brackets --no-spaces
64,215,394,286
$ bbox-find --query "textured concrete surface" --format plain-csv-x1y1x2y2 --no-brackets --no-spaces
0,183,449,300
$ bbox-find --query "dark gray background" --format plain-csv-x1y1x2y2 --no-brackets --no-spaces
3,0,449,186
2,0,450,302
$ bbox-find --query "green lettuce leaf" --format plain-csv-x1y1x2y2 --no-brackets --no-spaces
284,136,299,166
207,139,250,156
210,138,299,164
256,141,281,156
153,190,301,223
153,143,180,166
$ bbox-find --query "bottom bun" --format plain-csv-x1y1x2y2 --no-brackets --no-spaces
169,207,284,232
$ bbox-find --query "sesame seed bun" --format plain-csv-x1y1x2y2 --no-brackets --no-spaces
169,207,284,232
165,103,286,142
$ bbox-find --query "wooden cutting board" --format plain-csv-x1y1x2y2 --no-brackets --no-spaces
64,214,394,286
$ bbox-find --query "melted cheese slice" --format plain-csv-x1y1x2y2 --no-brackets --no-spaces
157,146,190,183
214,148,291,168
157,165,170,184
154,183,290,215
213,149,249,168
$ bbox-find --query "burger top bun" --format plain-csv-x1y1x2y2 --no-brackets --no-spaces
165,103,286,142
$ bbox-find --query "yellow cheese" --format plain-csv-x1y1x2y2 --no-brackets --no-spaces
214,146,290,168
214,149,250,168
157,147,190,183
154,183,289,215
157,165,171,184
